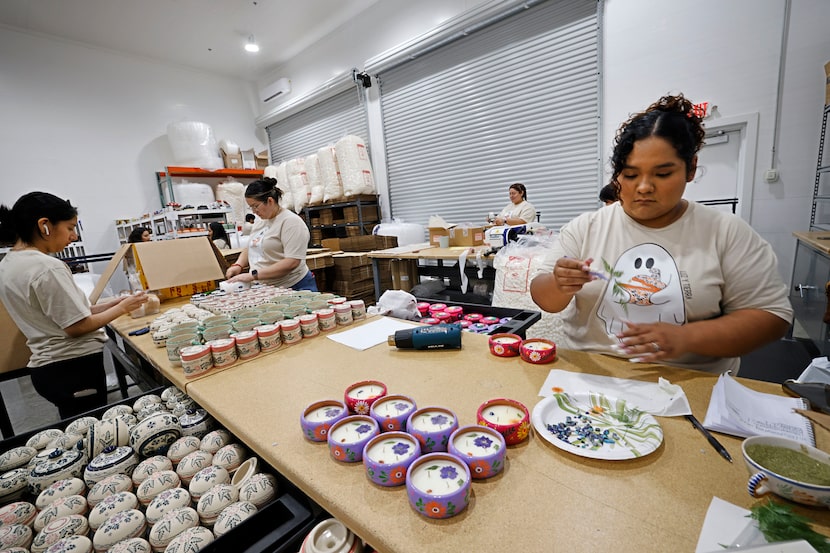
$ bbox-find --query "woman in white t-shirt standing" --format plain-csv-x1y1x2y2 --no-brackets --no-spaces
492,183,536,225
530,94,793,374
225,178,318,291
0,192,147,418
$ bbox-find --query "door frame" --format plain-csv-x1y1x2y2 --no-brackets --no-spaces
698,112,759,223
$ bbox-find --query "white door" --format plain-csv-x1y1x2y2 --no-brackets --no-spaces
684,128,742,215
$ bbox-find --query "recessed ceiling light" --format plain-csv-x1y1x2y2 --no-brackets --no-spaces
245,35,259,53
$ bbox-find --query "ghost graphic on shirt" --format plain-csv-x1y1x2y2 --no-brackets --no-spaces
597,243,686,335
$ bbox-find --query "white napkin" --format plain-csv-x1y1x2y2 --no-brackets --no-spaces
538,369,692,417
797,357,830,384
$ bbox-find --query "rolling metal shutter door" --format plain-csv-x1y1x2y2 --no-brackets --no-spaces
265,85,369,163
376,0,599,229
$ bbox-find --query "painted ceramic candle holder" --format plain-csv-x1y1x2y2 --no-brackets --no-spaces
488,333,523,357
519,338,557,364
369,394,417,432
300,400,349,442
477,398,530,446
406,407,459,453
344,380,387,415
405,452,471,519
448,425,506,479
362,431,421,487
327,415,379,463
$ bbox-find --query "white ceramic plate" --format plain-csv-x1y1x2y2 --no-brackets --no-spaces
531,392,663,460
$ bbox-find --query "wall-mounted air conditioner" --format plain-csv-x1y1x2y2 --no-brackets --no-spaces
259,78,291,104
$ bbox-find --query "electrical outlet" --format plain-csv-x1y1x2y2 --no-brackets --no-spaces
764,169,779,183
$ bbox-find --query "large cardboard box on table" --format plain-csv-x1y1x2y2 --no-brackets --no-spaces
91,237,227,303
450,225,485,247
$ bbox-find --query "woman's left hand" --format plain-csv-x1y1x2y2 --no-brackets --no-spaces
610,321,688,362
227,273,255,284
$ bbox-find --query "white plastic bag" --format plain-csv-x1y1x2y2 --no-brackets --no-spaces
798,357,830,384
366,290,420,321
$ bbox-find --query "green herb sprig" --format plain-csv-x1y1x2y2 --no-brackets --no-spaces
750,500,830,552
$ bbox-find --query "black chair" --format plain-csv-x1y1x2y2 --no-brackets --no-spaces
535,211,541,222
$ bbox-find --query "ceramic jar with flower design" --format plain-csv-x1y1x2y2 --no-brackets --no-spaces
405,452,471,519
406,407,459,454
83,445,139,487
448,425,506,479
369,395,417,433
362,432,421,487
327,416,379,463
301,400,348,442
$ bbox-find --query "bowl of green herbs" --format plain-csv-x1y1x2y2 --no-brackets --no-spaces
743,435,830,507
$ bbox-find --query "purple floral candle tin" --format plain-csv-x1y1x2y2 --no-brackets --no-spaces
405,452,471,519
406,407,458,454
362,431,421,487
369,394,417,432
327,415,379,463
448,425,506,479
300,400,348,442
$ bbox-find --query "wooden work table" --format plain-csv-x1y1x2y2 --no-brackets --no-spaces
108,305,830,553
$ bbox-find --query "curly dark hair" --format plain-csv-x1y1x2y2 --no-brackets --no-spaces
245,177,283,204
609,94,705,195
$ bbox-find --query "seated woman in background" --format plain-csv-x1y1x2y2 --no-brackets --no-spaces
492,183,536,225
208,222,231,250
225,177,318,291
599,183,618,205
0,192,147,417
241,213,256,236
530,94,792,375
127,226,151,243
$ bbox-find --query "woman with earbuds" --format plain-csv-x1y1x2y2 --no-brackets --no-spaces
0,191,147,418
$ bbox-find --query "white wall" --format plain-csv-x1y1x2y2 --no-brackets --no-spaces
2,0,829,282
604,0,830,280
0,27,265,256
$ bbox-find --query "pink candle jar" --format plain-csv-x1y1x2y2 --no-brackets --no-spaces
348,299,366,321
464,313,483,323
279,319,302,346
405,452,471,519
327,415,379,463
416,302,431,317
333,304,353,326
444,306,463,321
179,345,213,379
344,380,387,415
520,338,557,364
315,308,337,331
234,330,260,359
476,398,530,446
419,317,440,325
327,297,347,306
488,333,523,357
406,407,458,453
457,320,471,329
363,431,421,487
298,314,320,338
254,324,281,352
369,394,417,432
480,316,500,325
207,338,237,368
433,312,453,324
448,425,507,479
428,303,447,316
300,400,348,442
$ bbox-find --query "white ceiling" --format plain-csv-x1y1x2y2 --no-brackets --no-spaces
0,0,379,82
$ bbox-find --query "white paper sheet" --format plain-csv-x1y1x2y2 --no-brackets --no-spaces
537,369,692,416
326,317,420,351
696,496,756,552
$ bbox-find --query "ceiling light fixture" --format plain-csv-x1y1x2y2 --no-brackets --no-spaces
245,35,259,53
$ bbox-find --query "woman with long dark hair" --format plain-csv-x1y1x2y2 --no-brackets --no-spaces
0,192,147,417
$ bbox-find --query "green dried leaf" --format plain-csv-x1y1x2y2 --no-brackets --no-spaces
750,500,830,553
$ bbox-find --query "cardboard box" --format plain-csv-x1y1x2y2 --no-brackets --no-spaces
0,300,31,374
391,259,419,292
220,148,243,169
450,225,485,247
428,227,452,246
825,61,830,106
255,150,269,170
91,238,226,303
321,238,341,251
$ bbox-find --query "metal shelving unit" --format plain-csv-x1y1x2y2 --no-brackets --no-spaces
810,104,830,230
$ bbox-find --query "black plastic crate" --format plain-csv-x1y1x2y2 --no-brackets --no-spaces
416,297,541,338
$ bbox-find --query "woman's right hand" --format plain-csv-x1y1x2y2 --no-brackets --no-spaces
551,256,596,295
119,292,148,314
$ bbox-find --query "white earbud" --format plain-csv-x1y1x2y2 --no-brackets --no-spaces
43,225,50,236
